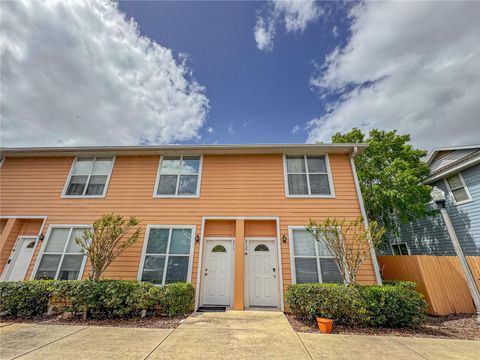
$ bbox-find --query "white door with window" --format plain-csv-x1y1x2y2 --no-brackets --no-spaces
4,237,36,281
248,240,278,307
203,240,232,306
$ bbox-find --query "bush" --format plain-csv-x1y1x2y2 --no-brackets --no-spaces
286,282,427,328
52,280,157,318
0,280,194,319
0,281,53,317
151,282,195,316
286,283,368,326
358,283,427,327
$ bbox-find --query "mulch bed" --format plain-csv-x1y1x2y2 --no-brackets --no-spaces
5,313,190,329
286,313,480,341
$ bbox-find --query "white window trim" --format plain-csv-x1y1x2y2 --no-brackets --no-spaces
283,154,335,198
443,172,473,206
137,224,196,284
153,155,203,198
288,226,338,284
31,224,90,280
391,242,410,256
61,156,116,198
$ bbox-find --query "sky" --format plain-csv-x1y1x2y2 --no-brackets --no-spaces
1,0,479,151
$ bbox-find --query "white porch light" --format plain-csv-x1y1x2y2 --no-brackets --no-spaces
430,186,446,206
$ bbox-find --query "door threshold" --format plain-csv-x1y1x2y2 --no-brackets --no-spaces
247,307,281,311
197,306,227,313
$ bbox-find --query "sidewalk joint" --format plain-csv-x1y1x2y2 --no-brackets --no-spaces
396,340,431,360
13,326,88,359
294,332,314,360
144,328,176,359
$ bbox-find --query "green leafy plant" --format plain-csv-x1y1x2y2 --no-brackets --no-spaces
286,282,427,328
286,283,368,325
306,217,384,285
358,283,427,327
0,281,53,317
150,282,195,316
76,214,140,281
332,128,432,239
0,280,194,319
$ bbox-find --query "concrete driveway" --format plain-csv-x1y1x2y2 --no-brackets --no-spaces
1,312,479,359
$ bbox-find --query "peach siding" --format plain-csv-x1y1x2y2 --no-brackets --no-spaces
0,153,376,295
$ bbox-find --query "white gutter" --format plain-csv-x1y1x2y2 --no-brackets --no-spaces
423,154,480,184
350,147,383,285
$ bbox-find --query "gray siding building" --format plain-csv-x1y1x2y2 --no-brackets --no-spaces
387,145,480,256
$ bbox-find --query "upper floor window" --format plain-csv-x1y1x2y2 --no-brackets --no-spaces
445,173,472,205
154,156,202,197
391,243,409,255
290,228,342,284
284,155,334,197
63,157,114,197
34,226,88,280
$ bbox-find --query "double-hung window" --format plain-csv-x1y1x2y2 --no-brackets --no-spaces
64,157,114,197
155,156,201,197
139,226,195,284
290,228,342,284
285,155,333,197
391,243,409,255
445,173,472,204
34,226,88,280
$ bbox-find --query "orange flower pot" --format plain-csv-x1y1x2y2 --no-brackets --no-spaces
316,317,333,334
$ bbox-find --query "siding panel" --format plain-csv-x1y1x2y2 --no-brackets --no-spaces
388,165,480,256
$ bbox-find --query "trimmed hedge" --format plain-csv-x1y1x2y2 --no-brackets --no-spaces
0,281,52,318
0,280,194,319
286,282,427,328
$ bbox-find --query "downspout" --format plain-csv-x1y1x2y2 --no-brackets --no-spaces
350,146,383,285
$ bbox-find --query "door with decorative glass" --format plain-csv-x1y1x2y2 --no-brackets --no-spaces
3,236,37,281
248,240,278,307
202,240,232,306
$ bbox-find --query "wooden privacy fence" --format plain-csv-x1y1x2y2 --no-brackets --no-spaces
377,255,480,316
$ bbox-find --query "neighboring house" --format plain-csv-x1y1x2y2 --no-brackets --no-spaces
0,144,381,311
388,145,480,256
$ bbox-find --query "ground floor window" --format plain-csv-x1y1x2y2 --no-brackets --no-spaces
34,226,88,280
290,228,342,284
139,226,195,284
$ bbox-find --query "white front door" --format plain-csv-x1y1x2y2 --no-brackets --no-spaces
4,237,36,281
249,240,278,307
203,240,232,306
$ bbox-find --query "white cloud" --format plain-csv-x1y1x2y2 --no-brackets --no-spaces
254,16,276,52
254,0,322,51
207,126,214,134
308,1,480,150
227,124,235,135
0,0,209,147
291,125,301,134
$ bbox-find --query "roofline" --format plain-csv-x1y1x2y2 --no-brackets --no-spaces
0,143,368,158
425,144,480,164
423,152,480,184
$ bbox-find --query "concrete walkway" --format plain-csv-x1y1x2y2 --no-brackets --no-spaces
1,312,479,359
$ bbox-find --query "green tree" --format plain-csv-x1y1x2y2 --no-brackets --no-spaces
332,128,431,237
306,217,385,285
76,213,140,281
